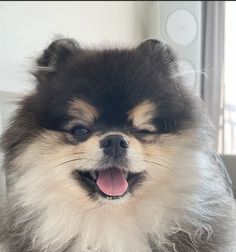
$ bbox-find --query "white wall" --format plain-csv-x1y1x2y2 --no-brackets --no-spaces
0,1,151,93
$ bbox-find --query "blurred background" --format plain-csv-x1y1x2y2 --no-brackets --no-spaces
0,1,235,196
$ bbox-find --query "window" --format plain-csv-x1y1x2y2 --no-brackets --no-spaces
219,2,236,154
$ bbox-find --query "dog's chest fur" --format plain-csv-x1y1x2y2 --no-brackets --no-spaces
3,195,232,252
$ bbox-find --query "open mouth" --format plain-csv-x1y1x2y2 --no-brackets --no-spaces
74,167,144,200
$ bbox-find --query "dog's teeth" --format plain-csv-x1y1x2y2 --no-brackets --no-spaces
90,171,97,180
124,171,128,179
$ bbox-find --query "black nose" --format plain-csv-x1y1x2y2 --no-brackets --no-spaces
100,134,128,158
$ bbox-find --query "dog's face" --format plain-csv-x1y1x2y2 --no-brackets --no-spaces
3,39,208,210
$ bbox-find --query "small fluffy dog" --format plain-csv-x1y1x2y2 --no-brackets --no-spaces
0,39,235,252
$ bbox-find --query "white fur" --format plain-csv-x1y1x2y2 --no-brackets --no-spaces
5,130,236,252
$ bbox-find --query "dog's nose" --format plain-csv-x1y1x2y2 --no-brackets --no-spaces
100,135,128,158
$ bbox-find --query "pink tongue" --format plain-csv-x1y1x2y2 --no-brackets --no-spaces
96,167,128,196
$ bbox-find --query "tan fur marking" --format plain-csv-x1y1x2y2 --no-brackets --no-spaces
68,98,99,123
128,101,157,131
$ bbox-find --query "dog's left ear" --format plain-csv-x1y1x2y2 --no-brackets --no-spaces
136,39,177,69
137,39,163,50
34,38,80,82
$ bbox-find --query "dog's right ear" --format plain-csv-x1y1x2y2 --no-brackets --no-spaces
34,38,80,81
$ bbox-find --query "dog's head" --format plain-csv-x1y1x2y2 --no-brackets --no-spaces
2,39,210,208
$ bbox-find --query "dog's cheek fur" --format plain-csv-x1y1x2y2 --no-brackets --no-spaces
134,131,236,251
3,131,103,251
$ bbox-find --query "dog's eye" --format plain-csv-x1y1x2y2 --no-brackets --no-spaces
155,118,176,133
71,126,91,138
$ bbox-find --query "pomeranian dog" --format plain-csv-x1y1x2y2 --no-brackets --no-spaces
0,39,235,252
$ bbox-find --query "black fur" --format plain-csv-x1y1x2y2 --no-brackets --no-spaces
2,39,201,155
